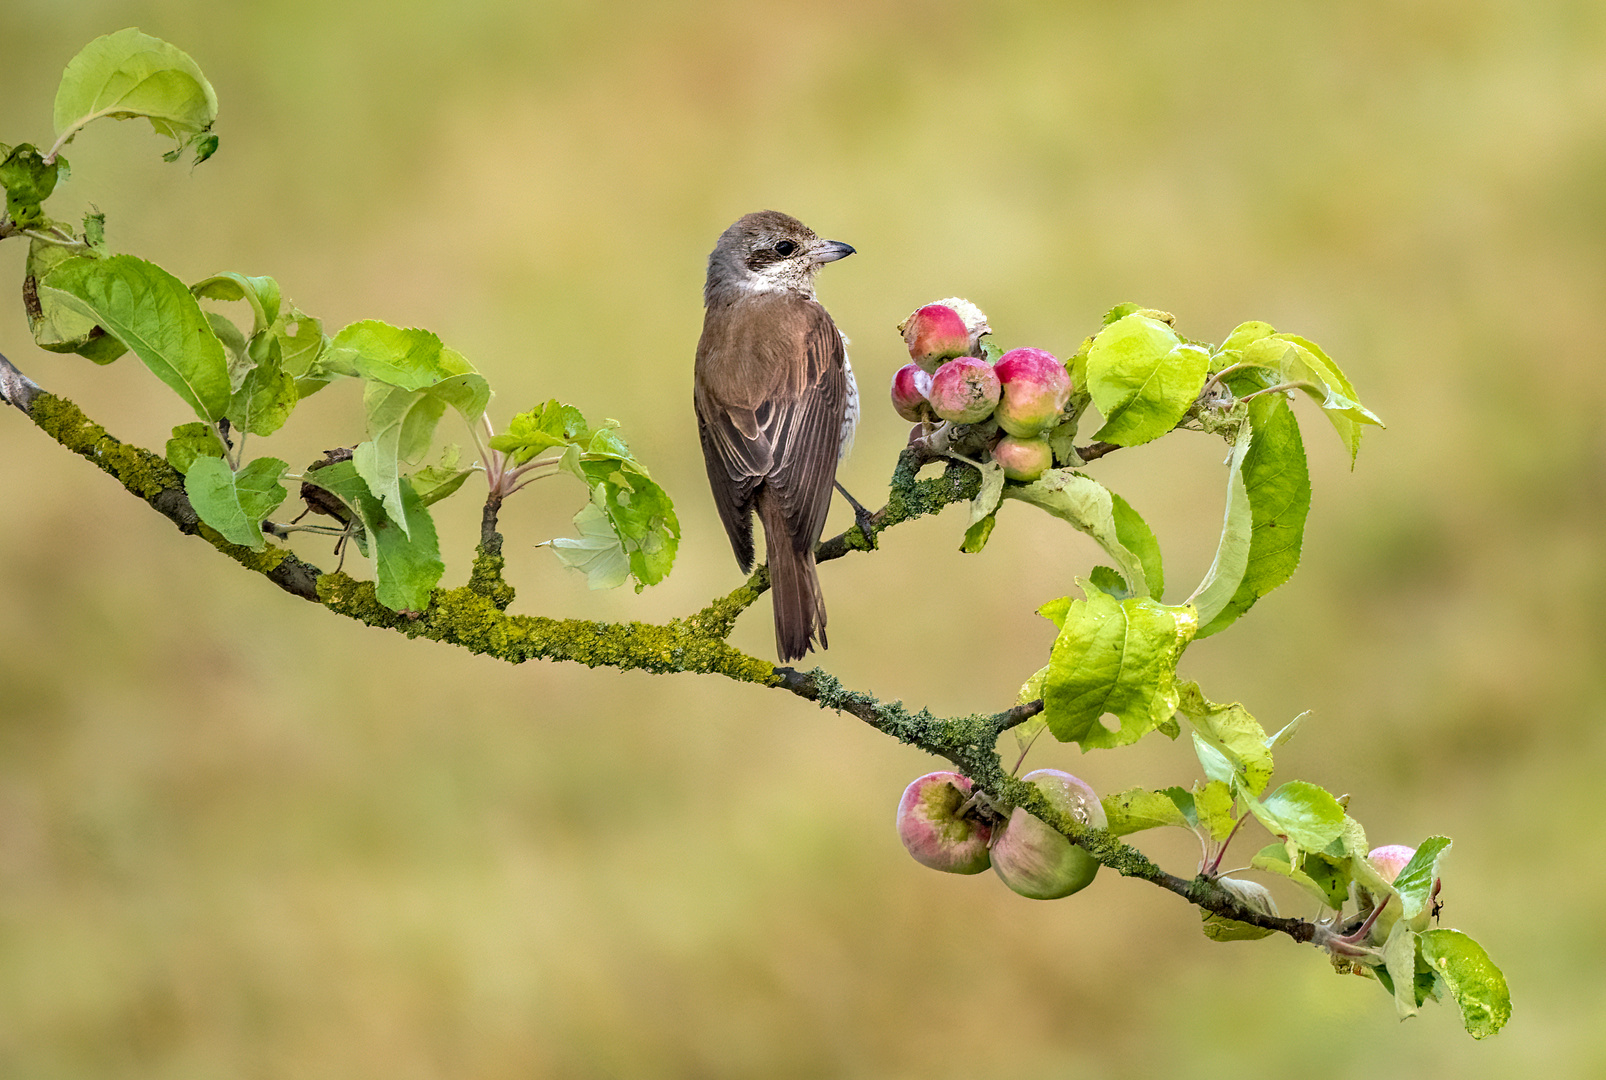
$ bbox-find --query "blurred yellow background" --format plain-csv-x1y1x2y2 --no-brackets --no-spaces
1,1,1600,1075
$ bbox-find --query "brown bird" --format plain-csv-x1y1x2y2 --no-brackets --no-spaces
694,211,858,662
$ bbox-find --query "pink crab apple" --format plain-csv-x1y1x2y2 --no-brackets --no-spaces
896,771,993,874
991,769,1106,900
993,347,1072,438
898,303,970,371
927,357,1001,425
889,363,936,423
991,434,1051,482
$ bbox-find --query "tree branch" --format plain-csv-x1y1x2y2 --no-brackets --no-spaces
1,350,1316,947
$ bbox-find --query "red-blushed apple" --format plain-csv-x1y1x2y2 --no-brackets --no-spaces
896,771,993,875
993,347,1072,437
931,296,991,353
890,363,935,423
898,304,971,372
991,434,1052,482
991,769,1107,900
927,357,1001,424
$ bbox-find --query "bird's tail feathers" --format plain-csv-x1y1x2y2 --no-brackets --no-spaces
760,497,827,663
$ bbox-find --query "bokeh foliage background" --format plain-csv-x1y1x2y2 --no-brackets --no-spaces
1,1,1601,1076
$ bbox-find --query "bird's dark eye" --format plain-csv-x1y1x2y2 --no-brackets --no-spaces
773,240,798,257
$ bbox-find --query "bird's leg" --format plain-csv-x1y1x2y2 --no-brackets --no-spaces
833,480,878,548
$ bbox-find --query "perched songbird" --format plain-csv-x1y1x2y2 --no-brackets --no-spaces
694,211,858,662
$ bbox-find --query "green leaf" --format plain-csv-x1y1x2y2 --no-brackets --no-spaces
1086,313,1210,447
1176,681,1274,797
1243,780,1346,852
276,310,327,380
1165,787,1198,828
192,272,281,334
1109,492,1164,601
41,254,229,420
1192,732,1236,787
575,458,680,590
1395,836,1452,923
295,461,445,612
1087,565,1129,598
1250,842,1342,909
225,334,297,436
1266,710,1309,749
1197,393,1311,637
1101,788,1187,836
488,399,598,465
53,29,218,154
1039,583,1197,748
960,512,997,554
1418,929,1512,1039
1382,921,1423,1020
183,456,287,550
23,241,127,362
164,422,225,475
1193,778,1236,841
545,501,631,590
1238,333,1382,465
1186,421,1254,629
1,144,60,225
410,445,474,506
355,372,490,529
321,321,470,387
1004,470,1155,596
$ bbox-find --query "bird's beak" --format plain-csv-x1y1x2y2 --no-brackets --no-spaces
810,239,856,266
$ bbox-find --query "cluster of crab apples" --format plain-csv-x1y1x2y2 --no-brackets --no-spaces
891,300,1073,483
898,769,1437,916
896,769,1106,900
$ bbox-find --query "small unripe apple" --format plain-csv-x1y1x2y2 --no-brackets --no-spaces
1367,845,1417,884
927,357,1001,424
991,434,1051,482
889,363,936,423
897,771,993,875
899,304,972,372
991,769,1106,900
993,347,1072,437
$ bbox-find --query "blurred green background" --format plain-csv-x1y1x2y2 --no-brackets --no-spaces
1,1,1601,1076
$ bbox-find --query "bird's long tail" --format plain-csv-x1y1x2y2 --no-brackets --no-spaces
759,493,827,663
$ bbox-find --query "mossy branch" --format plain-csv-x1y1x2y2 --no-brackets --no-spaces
1,349,1313,946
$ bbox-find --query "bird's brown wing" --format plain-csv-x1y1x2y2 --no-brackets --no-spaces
694,296,847,570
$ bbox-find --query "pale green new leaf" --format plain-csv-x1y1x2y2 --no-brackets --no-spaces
1039,583,1197,748
183,456,287,550
1086,313,1210,446
489,399,597,465
53,29,217,150
1005,470,1155,596
355,372,491,530
1238,333,1381,465
1418,929,1512,1039
41,254,229,420
410,446,474,506
1192,733,1236,787
545,500,631,590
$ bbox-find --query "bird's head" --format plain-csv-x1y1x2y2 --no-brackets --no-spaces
704,210,854,305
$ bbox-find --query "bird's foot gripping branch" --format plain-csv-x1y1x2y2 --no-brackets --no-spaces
0,29,1508,1039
